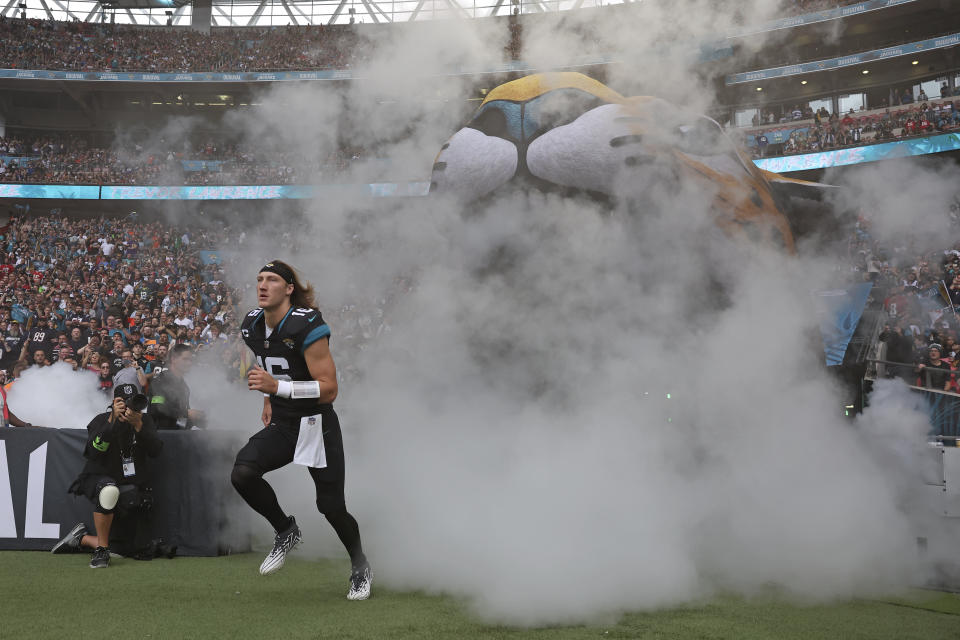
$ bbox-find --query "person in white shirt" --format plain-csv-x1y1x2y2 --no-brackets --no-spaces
173,311,194,330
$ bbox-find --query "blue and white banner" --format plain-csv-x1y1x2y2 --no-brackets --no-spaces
92,182,429,200
728,0,916,38
753,132,960,173
198,250,222,265
0,184,100,199
181,160,225,172
0,182,431,200
10,304,32,325
0,155,34,165
727,30,960,84
0,55,619,85
815,283,873,367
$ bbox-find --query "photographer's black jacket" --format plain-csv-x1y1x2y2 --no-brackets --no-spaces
80,411,163,485
148,371,191,430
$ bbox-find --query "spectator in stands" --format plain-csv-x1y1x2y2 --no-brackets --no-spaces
917,343,953,391
901,89,914,105
82,349,102,374
31,348,51,368
112,348,146,393
879,322,915,382
756,133,769,157
97,360,114,395
0,320,24,374
948,274,960,307
22,316,58,361
918,89,929,102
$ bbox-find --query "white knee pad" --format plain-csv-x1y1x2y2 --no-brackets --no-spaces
99,484,119,511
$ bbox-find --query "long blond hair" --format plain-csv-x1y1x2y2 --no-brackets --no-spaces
269,260,317,310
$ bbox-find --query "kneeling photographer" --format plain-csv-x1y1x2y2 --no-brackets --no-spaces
53,384,167,568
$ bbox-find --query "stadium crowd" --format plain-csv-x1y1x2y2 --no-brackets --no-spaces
0,134,365,185
849,212,960,392
0,18,365,73
0,212,398,401
746,92,960,158
0,213,248,394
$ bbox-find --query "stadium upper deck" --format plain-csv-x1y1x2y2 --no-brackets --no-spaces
0,0,867,29
0,0,957,193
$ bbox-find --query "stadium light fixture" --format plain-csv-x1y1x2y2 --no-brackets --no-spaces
801,80,808,85
755,87,762,91
912,60,919,65
862,69,869,74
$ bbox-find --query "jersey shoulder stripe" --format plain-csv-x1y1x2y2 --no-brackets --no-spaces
302,324,331,352
241,308,264,331
277,307,323,338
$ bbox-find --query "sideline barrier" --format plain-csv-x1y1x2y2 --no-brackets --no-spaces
868,359,960,438
0,427,251,555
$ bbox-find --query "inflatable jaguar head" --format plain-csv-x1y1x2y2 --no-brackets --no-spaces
431,72,819,253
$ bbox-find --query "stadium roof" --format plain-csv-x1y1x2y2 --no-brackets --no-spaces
1,0,627,27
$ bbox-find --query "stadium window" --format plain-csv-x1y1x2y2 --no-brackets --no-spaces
915,79,941,101
807,97,831,115
734,108,760,128
837,93,865,113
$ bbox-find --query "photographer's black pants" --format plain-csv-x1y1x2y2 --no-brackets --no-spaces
70,475,153,556
231,408,366,568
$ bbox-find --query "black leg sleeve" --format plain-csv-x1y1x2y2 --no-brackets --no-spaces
231,463,289,533
310,467,367,569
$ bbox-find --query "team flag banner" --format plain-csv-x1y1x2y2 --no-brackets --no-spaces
814,283,874,366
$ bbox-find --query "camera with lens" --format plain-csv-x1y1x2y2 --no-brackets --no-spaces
126,393,149,412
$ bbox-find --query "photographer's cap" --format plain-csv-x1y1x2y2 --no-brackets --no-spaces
114,384,139,401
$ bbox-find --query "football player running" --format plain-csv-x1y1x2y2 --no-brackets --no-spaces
232,260,371,600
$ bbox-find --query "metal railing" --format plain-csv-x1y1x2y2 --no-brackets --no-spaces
867,357,960,437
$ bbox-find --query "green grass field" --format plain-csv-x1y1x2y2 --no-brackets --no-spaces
1,551,959,640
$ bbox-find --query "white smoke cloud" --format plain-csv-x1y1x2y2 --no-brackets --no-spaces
825,158,958,251
7,363,106,429
113,0,954,626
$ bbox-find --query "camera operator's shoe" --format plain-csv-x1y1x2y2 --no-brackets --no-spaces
259,516,301,576
51,522,87,554
89,546,110,569
347,564,372,601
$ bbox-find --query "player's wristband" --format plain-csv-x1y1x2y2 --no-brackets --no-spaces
273,380,322,399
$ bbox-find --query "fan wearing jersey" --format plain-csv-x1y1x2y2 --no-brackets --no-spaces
232,260,371,601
